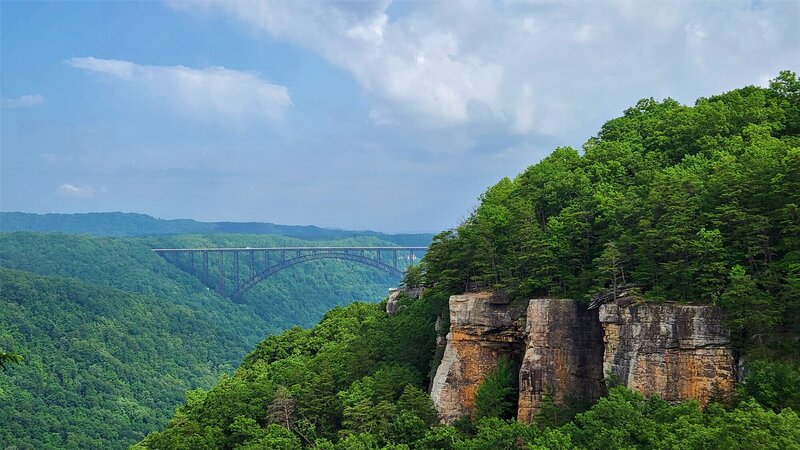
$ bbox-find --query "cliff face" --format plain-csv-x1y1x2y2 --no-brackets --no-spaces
431,294,737,423
599,303,736,404
386,287,424,315
429,292,526,423
517,299,605,422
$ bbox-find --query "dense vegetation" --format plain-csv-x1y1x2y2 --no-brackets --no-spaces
0,230,424,449
136,294,800,449
423,71,800,360
0,269,248,448
0,212,432,246
135,293,445,449
138,73,800,449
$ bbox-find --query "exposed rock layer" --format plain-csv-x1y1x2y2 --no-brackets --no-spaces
429,292,526,423
599,303,735,404
517,299,606,422
386,287,424,315
430,294,737,423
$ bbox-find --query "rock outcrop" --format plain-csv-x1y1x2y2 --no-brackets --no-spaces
429,292,526,423
517,299,606,422
386,287,424,315
430,293,738,423
599,303,736,404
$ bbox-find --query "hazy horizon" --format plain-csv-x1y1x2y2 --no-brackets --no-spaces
0,210,438,235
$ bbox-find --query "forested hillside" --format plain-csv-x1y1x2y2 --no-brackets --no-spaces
0,269,248,448
0,212,432,246
137,294,800,450
0,230,421,449
424,71,800,360
0,232,407,328
138,73,800,449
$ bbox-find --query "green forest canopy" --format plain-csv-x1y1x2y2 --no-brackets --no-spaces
136,294,800,450
422,71,800,358
0,230,421,449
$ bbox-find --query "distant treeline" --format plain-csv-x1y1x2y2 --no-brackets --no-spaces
0,212,433,246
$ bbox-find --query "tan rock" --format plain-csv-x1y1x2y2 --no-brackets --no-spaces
386,287,424,315
429,292,525,423
517,299,606,422
429,293,737,425
598,303,736,404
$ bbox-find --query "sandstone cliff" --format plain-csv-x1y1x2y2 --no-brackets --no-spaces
517,299,605,422
429,292,526,423
430,293,737,423
599,303,736,405
386,287,424,315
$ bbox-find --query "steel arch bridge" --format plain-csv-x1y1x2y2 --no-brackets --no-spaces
152,246,426,301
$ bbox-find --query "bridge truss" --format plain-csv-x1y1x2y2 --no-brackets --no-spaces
152,246,427,301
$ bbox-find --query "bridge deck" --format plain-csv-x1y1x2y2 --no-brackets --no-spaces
152,246,427,252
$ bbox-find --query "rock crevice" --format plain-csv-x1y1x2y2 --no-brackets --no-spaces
429,292,526,424
430,293,737,423
517,299,606,422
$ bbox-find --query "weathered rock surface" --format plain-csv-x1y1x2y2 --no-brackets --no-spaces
430,292,526,423
599,303,736,404
430,294,737,424
386,287,424,315
517,299,606,422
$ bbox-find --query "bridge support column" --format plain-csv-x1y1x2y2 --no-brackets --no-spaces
233,251,240,294
250,251,255,278
217,252,225,296
203,251,209,286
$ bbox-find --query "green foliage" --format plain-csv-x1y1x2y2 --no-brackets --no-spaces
400,264,425,289
535,392,590,429
397,385,439,427
474,357,518,420
452,417,536,450
0,230,422,449
563,387,800,450
718,265,782,346
137,292,446,449
0,350,23,370
740,359,800,412
420,71,800,362
0,268,257,449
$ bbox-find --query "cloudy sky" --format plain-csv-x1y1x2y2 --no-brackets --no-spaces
2,1,798,232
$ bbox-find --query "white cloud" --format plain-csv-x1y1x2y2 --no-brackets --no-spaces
2,94,44,108
173,0,800,136
172,1,504,128
66,57,291,124
57,183,103,199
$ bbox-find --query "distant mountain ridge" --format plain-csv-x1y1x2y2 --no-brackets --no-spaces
0,212,432,246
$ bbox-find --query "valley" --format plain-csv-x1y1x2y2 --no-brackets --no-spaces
0,221,431,449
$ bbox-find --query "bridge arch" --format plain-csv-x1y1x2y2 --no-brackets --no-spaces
152,246,426,301
231,251,403,298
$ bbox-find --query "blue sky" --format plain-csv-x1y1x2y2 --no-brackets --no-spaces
2,1,798,233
